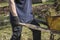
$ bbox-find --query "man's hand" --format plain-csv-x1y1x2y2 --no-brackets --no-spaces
9,0,20,26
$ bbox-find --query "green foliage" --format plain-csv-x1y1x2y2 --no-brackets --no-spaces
0,15,5,21
0,14,9,21
0,14,10,26
48,0,54,2
0,2,8,7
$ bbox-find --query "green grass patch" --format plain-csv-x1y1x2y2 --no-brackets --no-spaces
0,2,8,7
42,2,54,4
0,2,54,7
32,2,54,7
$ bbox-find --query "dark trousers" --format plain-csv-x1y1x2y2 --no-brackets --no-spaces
10,19,41,40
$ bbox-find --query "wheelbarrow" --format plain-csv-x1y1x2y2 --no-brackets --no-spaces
19,16,60,40
46,16,60,33
19,16,60,33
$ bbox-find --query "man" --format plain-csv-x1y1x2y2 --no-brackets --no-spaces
9,0,41,40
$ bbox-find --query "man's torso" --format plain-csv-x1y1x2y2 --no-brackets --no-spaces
10,0,33,23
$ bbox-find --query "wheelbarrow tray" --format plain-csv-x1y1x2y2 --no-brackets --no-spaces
47,16,60,33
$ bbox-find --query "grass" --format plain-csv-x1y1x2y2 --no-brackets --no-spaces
0,25,60,40
0,2,60,40
0,2,8,7
0,2,54,7
32,2,54,6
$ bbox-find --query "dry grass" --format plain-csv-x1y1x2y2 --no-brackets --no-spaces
0,25,60,40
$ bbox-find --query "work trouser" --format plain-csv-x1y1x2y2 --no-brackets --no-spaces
10,19,41,40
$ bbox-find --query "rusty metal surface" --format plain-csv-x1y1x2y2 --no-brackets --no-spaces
47,16,60,33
